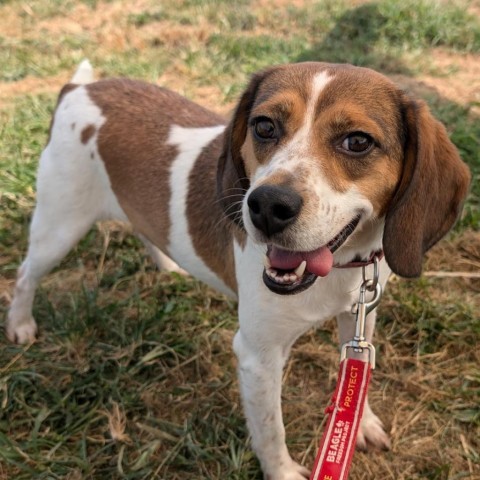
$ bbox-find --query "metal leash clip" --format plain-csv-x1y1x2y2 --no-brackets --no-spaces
340,255,382,369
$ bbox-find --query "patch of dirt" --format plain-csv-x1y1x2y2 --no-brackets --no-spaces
256,0,310,8
157,67,234,115
0,73,71,108
422,50,480,111
32,1,153,52
392,50,480,115
141,21,213,48
0,4,25,37
468,0,480,17
14,1,152,37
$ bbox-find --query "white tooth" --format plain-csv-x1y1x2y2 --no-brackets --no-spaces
264,256,272,269
294,260,307,278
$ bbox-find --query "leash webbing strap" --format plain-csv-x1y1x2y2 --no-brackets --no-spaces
310,358,372,480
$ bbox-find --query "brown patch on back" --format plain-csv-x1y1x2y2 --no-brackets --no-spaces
81,124,96,144
87,79,234,279
187,135,242,292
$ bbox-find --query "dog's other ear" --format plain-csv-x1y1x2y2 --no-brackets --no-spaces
217,68,275,228
383,98,471,277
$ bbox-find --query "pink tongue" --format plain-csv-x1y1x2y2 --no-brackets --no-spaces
268,245,334,277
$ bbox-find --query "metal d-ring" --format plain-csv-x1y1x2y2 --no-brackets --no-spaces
343,255,383,368
362,253,380,292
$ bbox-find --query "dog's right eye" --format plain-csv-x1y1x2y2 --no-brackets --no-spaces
253,118,276,140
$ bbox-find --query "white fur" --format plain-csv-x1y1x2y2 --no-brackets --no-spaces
299,71,332,144
71,59,94,84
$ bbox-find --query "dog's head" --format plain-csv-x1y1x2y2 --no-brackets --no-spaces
217,62,471,295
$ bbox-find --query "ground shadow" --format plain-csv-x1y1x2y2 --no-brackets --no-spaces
297,3,413,75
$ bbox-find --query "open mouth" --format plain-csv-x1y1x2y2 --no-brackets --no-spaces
263,214,361,295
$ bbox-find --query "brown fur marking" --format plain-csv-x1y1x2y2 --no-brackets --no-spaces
81,124,96,144
383,98,471,276
187,135,241,292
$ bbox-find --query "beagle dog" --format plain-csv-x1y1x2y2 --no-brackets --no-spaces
7,61,470,479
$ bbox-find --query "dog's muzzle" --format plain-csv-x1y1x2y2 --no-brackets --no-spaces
247,184,362,295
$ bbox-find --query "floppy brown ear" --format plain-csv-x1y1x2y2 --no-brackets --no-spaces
217,69,275,228
383,98,471,277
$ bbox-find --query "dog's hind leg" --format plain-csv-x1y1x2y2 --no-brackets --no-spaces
6,144,109,343
6,205,96,343
7,89,126,343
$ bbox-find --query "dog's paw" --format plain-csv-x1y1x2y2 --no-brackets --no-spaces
357,405,391,451
264,460,310,480
5,314,37,344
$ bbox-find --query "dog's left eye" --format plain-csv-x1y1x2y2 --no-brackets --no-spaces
253,118,276,140
340,133,374,154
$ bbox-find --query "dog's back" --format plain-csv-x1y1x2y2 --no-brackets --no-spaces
57,74,239,290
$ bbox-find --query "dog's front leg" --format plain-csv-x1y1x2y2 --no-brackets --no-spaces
233,328,310,480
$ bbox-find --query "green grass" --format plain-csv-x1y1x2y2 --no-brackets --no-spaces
331,0,480,52
1,247,253,479
1,0,480,479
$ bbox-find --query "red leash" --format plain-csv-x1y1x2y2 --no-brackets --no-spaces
310,358,372,480
310,256,382,480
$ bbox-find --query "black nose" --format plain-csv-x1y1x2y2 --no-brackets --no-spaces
247,185,303,237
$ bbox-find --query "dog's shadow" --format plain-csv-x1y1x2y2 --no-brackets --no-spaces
297,2,413,75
